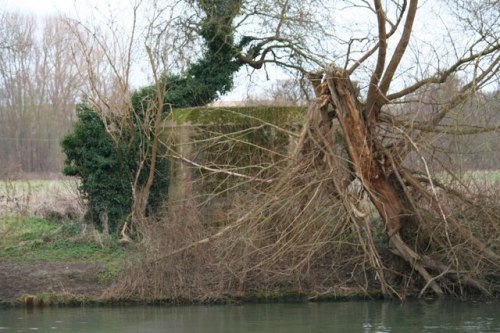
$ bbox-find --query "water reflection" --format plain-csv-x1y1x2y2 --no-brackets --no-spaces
0,300,499,332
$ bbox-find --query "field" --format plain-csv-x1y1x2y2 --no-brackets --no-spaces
439,170,500,183
0,178,83,218
0,177,131,305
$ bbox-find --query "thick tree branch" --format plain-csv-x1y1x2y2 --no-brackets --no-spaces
365,0,388,116
427,56,499,127
382,114,499,135
347,0,407,75
387,45,500,100
378,0,419,97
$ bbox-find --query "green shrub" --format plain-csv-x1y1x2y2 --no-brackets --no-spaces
61,105,134,232
61,103,170,233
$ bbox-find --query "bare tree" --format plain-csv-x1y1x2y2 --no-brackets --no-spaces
189,0,500,298
25,0,493,300
0,12,81,175
104,0,500,301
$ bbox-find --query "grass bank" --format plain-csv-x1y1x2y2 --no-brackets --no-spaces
0,216,127,264
0,215,132,307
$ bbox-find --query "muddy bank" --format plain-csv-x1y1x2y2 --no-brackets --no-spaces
0,261,109,306
0,259,379,307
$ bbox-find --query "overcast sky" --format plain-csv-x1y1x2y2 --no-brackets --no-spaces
3,0,78,16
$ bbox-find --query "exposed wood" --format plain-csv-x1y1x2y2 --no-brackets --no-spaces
326,68,403,237
319,67,448,297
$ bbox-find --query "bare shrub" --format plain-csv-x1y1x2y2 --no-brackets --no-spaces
110,201,221,301
113,104,500,301
0,178,85,221
111,118,389,300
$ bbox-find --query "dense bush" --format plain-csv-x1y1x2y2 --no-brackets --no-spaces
61,104,169,233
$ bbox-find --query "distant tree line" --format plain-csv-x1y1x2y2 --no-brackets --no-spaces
0,9,497,179
0,12,82,175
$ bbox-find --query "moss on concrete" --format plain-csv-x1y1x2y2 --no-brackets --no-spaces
167,106,306,126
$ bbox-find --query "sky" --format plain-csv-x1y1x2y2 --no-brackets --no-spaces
0,0,124,18
0,1,327,102
2,0,79,16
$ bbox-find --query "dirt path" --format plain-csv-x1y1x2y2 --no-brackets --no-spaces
0,261,109,302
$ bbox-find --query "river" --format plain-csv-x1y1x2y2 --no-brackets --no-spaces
1,300,499,332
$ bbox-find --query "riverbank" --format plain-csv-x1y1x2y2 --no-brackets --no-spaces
0,215,132,307
0,214,373,308
1,214,498,308
0,180,371,308
2,176,499,307
0,259,375,308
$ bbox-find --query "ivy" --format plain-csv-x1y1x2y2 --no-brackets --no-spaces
61,105,133,232
61,0,243,232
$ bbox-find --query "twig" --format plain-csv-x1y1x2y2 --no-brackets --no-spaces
418,268,449,298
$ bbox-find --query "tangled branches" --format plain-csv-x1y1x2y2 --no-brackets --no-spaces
113,96,499,301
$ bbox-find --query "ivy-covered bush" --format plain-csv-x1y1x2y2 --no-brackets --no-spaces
61,104,133,232
61,104,170,233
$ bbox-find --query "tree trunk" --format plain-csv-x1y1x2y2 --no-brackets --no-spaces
326,69,402,236
322,67,443,297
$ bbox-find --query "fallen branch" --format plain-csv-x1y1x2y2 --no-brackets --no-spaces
150,211,253,263
165,146,274,183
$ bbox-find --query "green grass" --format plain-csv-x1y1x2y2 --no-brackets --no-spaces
458,170,500,182
1,179,128,285
1,216,59,246
483,170,500,182
0,216,130,279
435,170,500,184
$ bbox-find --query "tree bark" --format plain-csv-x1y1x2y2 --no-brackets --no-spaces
326,68,402,236
322,67,443,297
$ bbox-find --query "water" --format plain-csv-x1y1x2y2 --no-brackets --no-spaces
0,300,499,332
